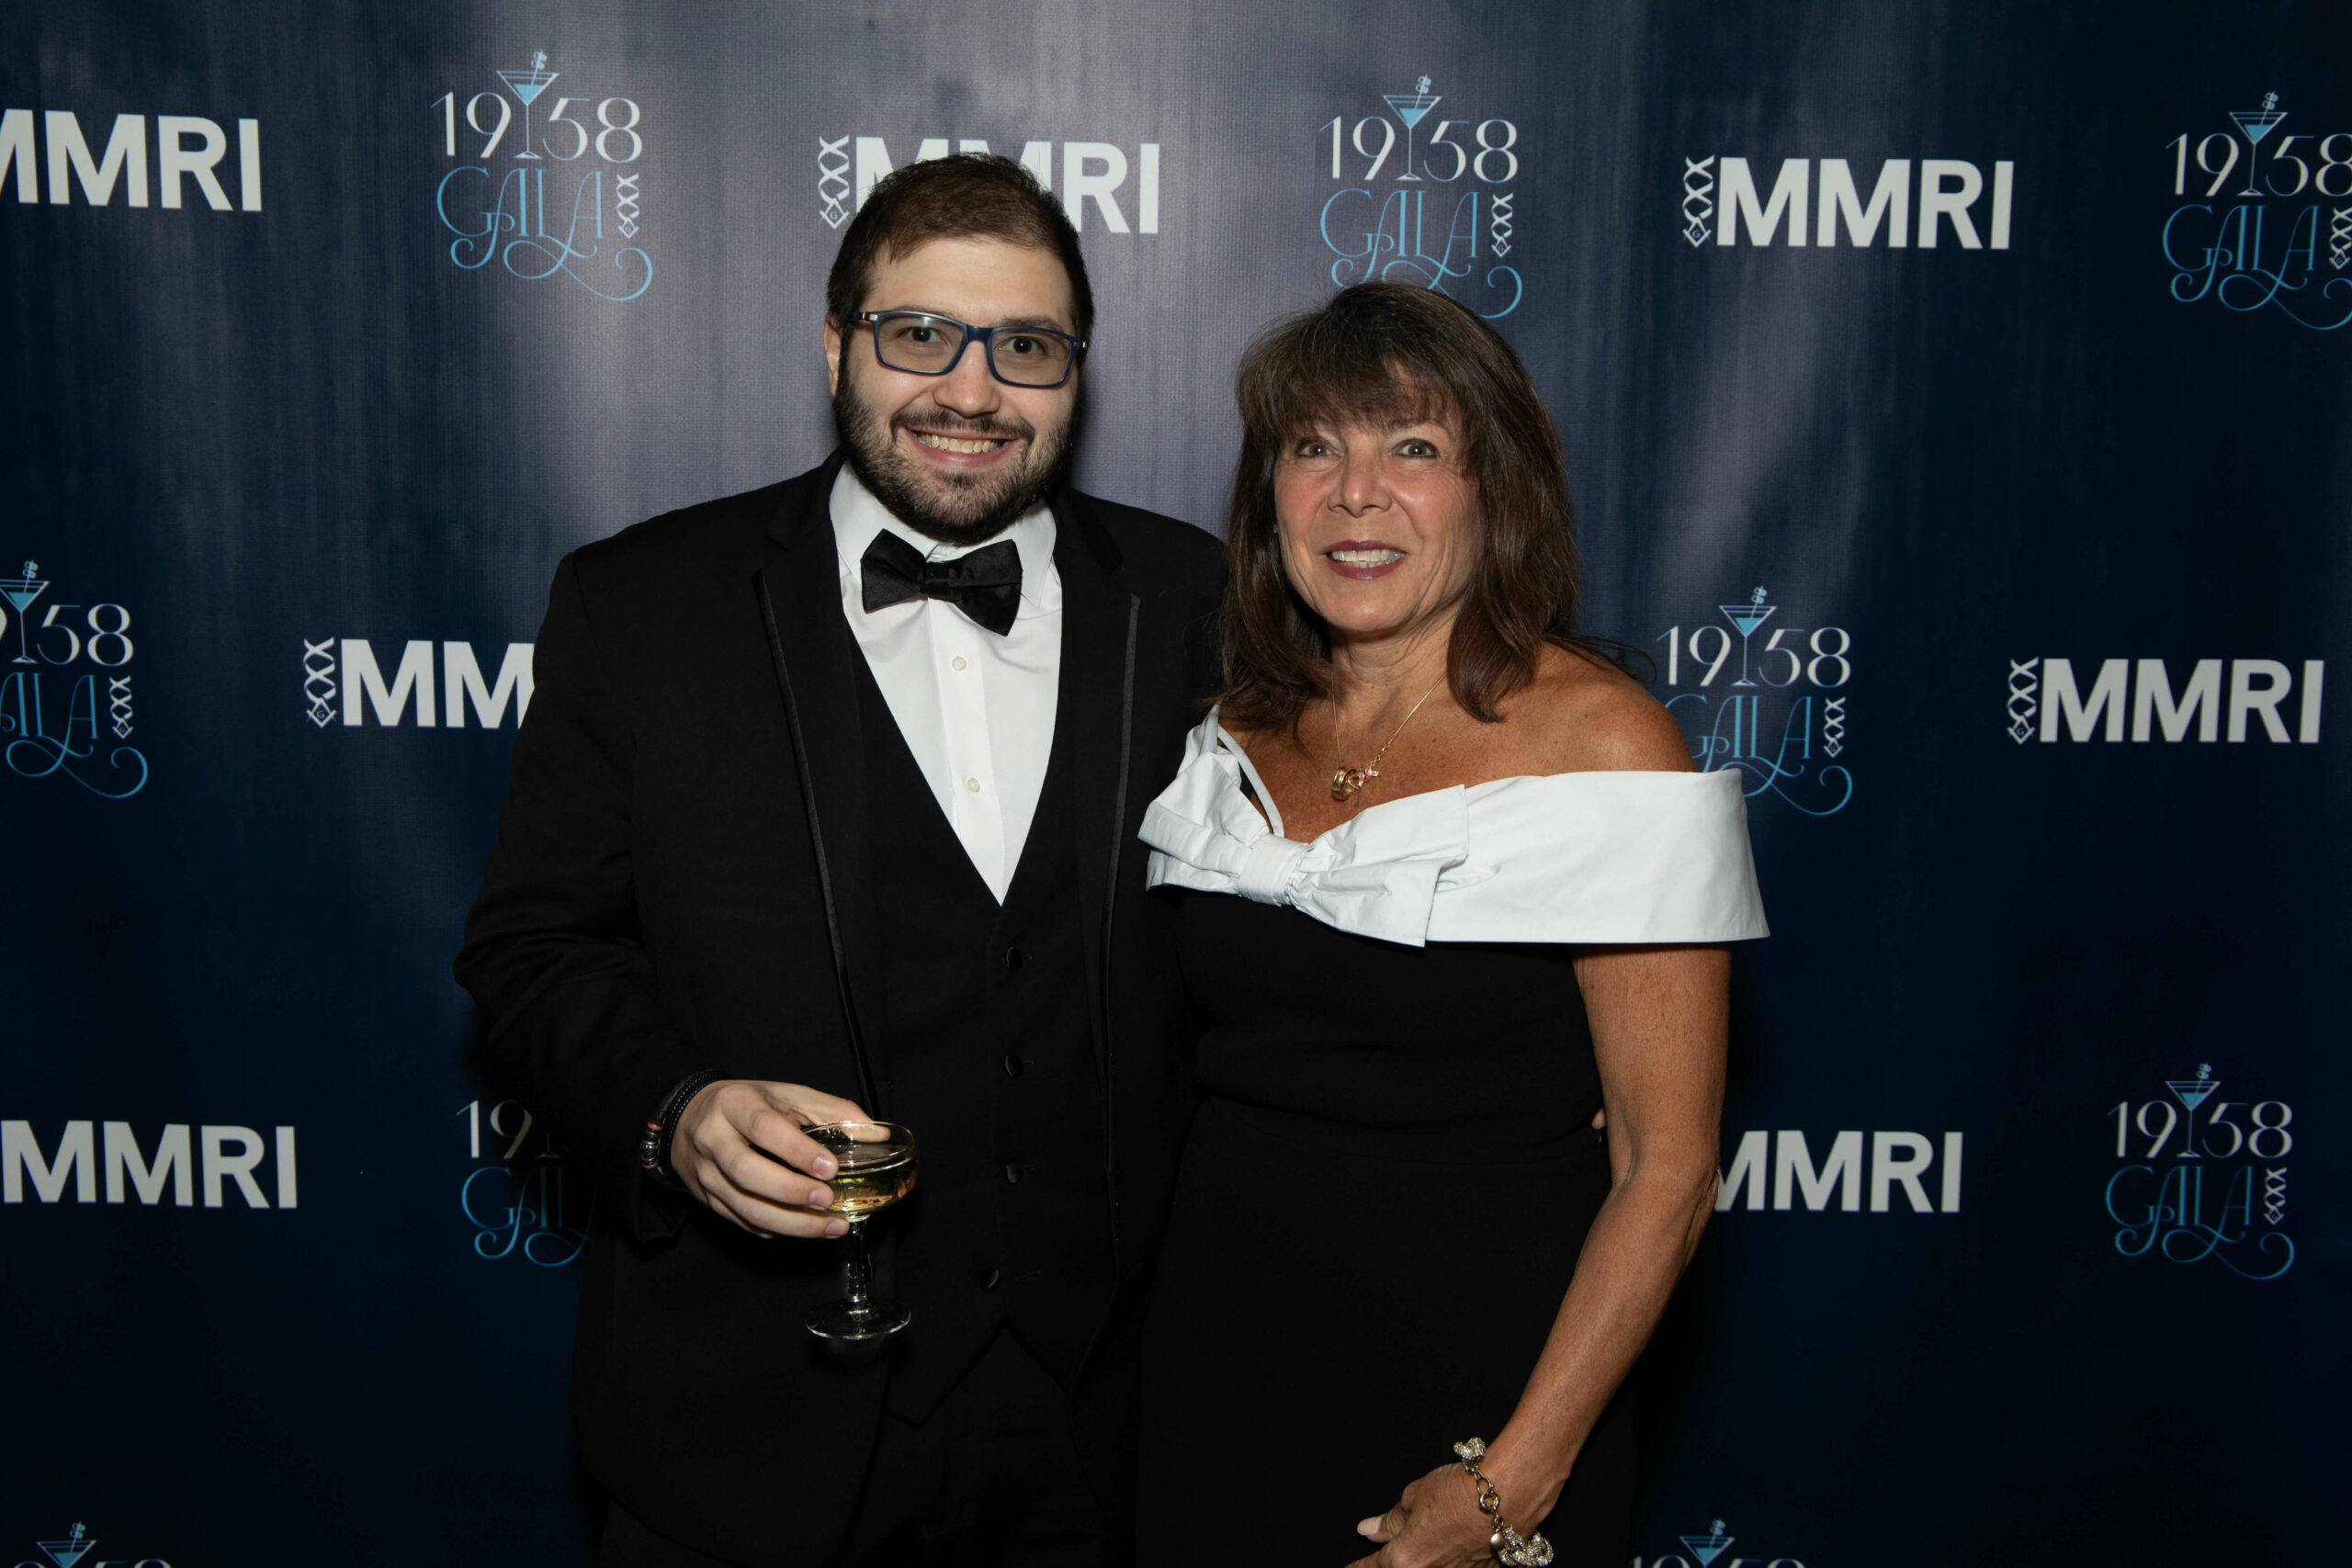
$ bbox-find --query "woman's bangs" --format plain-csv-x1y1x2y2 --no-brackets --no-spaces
1252,340,1462,448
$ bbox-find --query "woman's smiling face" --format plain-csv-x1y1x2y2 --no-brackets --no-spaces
1272,410,1479,646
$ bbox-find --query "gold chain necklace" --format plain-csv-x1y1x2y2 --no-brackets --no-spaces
1329,677,1445,802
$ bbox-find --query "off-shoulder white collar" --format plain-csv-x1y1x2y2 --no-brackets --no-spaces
1139,708,1770,948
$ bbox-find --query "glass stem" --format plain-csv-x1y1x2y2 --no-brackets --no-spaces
840,1215,875,1318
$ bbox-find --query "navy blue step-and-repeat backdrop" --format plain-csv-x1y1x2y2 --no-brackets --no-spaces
3,2,2344,1562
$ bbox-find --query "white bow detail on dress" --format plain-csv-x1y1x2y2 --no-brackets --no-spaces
1138,728,1482,948
1139,708,1772,949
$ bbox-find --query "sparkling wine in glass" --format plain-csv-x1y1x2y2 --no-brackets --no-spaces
804,1120,919,1341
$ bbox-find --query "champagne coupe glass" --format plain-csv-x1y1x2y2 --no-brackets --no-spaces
803,1120,919,1341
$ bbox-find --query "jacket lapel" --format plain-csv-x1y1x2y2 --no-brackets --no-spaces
754,457,894,1113
1050,492,1140,1066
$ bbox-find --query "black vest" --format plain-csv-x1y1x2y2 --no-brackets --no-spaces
852,653,1114,1421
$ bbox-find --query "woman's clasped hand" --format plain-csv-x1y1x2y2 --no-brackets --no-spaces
1350,1453,1555,1568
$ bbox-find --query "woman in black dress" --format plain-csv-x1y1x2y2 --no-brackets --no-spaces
1135,284,1766,1567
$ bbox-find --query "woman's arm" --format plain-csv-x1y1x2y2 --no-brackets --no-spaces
1352,664,1731,1566
1352,943,1729,1566
1494,942,1728,1506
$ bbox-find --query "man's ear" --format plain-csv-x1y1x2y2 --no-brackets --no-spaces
823,317,844,397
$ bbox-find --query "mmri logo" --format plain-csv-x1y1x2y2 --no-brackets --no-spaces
2006,657,2324,744
820,134,1160,234
1681,155,2013,249
0,108,260,210
3,1119,297,1211
302,637,534,728
1716,1128,1963,1214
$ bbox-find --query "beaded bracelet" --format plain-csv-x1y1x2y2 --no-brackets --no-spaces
639,1069,727,1190
1453,1438,1554,1566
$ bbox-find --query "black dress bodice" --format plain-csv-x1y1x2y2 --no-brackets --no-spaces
1136,891,1634,1566
1184,891,1602,1143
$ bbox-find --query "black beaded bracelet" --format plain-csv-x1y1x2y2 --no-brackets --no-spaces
639,1069,727,1190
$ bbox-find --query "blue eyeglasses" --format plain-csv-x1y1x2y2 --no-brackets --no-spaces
854,310,1086,389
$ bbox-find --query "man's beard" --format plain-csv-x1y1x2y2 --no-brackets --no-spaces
832,374,1073,548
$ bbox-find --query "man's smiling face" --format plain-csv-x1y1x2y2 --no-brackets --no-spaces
825,235,1082,547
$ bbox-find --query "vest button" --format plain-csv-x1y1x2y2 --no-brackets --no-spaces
1003,1161,1023,1184
1003,947,1024,971
978,1267,1001,1292
1002,1054,1027,1078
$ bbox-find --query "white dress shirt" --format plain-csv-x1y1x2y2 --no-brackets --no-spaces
830,464,1061,903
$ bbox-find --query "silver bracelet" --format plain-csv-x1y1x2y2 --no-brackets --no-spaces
1453,1438,1554,1567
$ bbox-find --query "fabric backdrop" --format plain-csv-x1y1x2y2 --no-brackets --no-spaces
3,2,2342,1562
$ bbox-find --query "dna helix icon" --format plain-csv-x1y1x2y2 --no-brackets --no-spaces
1681,156,1715,247
819,135,853,230
2007,658,2040,743
303,637,338,728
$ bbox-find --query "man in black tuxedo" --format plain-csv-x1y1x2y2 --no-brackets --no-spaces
456,154,1220,1567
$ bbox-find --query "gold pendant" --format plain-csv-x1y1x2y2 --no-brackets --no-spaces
1330,766,1373,801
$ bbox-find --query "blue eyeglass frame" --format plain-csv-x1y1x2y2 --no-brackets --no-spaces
854,310,1088,389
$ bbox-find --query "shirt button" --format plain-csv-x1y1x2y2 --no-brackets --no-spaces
1003,947,1023,971
952,655,967,671
966,777,981,793
978,1267,1001,1292
1002,1054,1026,1077
1003,1162,1023,1185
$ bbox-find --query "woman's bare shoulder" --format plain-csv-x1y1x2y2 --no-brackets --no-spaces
1507,644,1694,775
1214,712,1278,758
1213,712,1308,782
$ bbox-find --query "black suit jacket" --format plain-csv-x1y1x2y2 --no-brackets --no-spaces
455,455,1222,1565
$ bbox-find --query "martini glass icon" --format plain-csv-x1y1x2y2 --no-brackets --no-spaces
1680,1521,1735,1568
1,559,48,664
1382,75,1441,181
497,51,560,160
2230,92,2286,197
1716,587,1776,686
2165,1064,2220,1158
36,1524,96,1568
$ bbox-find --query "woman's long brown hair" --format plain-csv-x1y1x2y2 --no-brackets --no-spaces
1216,282,1583,729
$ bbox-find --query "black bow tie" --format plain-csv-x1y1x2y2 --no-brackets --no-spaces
859,531,1023,637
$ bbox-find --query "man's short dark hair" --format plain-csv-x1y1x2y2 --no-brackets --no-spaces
826,153,1094,346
